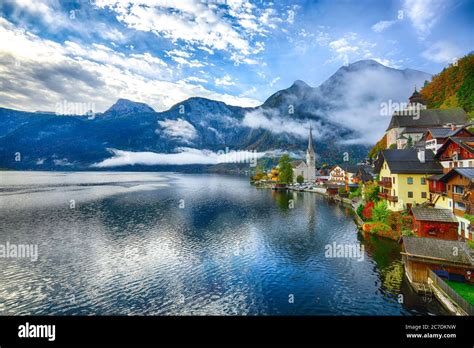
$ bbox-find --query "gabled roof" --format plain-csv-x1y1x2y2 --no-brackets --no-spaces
434,137,474,159
291,160,305,168
356,165,375,182
386,108,468,131
426,126,471,139
340,164,359,174
403,236,474,266
411,207,458,223
439,167,474,183
374,149,443,174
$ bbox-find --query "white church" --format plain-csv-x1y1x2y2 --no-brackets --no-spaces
291,127,316,182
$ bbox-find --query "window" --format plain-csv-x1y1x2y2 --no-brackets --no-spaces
408,192,413,198
449,162,453,168
470,161,473,167
449,201,452,208
455,201,466,211
392,177,395,184
454,185,464,194
421,192,427,199
421,177,426,185
407,177,413,184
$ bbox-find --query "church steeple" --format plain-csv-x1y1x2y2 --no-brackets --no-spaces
409,85,426,105
307,126,314,153
306,126,316,182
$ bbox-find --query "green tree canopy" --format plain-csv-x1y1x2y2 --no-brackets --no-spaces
278,154,293,184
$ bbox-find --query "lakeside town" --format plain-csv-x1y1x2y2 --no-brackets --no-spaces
251,80,474,315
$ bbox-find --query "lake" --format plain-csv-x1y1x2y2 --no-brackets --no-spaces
0,172,447,315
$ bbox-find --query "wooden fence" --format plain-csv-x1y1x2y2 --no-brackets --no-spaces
428,270,474,315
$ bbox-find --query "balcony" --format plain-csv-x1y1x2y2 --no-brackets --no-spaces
429,187,446,195
387,195,398,202
378,179,392,188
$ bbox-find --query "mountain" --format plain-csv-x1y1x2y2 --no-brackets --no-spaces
0,60,431,171
103,98,155,116
420,53,474,115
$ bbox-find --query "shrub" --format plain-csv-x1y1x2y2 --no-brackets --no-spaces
356,203,364,219
362,201,375,220
296,175,304,184
372,200,389,223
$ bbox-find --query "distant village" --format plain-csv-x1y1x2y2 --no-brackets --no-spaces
251,88,474,315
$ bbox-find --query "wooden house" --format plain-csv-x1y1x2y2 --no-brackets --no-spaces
411,207,459,240
434,137,474,173
424,126,472,153
438,168,474,240
402,236,474,291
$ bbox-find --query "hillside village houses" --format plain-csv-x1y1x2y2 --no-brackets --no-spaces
374,89,474,242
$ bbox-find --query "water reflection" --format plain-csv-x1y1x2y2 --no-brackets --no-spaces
0,172,447,315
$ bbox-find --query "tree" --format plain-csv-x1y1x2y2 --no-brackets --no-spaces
372,200,389,223
363,181,379,202
296,175,304,184
278,154,293,184
406,136,413,149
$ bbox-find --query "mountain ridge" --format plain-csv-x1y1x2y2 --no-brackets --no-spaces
0,59,432,170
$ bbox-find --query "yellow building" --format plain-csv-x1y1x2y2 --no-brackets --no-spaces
375,149,443,211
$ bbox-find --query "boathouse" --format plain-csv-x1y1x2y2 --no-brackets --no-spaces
411,207,459,240
401,236,474,291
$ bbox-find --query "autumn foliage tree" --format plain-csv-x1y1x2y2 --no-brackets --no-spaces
362,201,374,220
421,53,474,115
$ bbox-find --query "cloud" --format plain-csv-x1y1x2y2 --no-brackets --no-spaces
215,74,236,86
0,17,261,112
269,77,280,87
91,148,265,167
157,118,197,143
421,41,463,64
327,33,376,65
371,20,396,33
242,108,330,140
95,0,280,65
403,0,447,39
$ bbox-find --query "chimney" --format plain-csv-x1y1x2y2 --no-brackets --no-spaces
417,149,425,163
451,124,456,131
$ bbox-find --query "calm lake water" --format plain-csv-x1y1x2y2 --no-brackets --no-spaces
0,172,447,315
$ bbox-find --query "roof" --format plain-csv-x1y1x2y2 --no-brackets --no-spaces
386,108,468,131
411,207,458,223
427,173,444,181
403,236,474,266
402,128,429,134
340,164,359,174
356,165,375,182
374,149,443,174
426,126,471,139
291,160,305,168
439,167,474,183
435,137,474,159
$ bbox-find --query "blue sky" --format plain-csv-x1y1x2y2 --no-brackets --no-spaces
0,0,473,113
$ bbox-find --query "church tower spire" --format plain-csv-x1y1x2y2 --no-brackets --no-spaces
306,126,316,182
